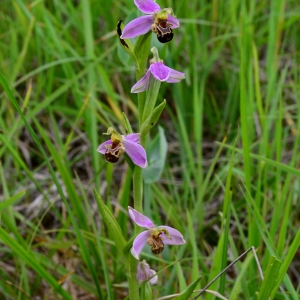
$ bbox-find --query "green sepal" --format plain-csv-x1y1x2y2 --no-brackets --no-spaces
140,100,166,136
257,256,282,300
140,282,152,300
173,277,201,300
122,112,133,134
93,189,127,263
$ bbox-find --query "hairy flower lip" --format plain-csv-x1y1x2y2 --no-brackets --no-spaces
128,206,185,259
120,0,179,39
131,61,185,93
97,133,148,168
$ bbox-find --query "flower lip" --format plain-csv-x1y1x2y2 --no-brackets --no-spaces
155,20,174,43
104,140,125,163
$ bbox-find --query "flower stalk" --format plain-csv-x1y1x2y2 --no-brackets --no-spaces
128,257,140,300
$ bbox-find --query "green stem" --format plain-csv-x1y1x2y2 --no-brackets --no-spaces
130,41,161,300
128,257,140,300
133,76,160,216
138,90,146,129
133,133,146,214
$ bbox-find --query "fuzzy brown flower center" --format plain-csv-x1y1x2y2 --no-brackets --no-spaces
104,140,125,163
147,228,168,254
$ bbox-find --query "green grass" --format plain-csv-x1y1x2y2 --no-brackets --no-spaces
1,0,300,299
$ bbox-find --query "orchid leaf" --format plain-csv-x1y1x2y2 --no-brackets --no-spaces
140,282,152,300
93,189,127,261
140,100,166,136
143,126,167,183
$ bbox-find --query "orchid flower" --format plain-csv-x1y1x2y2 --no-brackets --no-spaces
121,0,179,43
128,206,185,259
97,128,147,168
136,260,158,285
131,60,185,93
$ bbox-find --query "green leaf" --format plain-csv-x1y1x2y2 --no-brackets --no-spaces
173,277,201,300
140,282,152,300
143,126,167,183
0,227,73,299
140,100,166,136
0,69,104,298
257,256,282,300
0,190,25,211
93,189,127,263
270,229,300,299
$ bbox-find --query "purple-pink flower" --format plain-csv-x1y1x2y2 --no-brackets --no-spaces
131,61,185,93
128,206,185,259
97,129,147,168
136,260,158,285
121,0,179,42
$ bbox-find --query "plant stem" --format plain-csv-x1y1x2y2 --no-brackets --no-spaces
128,257,140,300
133,134,146,214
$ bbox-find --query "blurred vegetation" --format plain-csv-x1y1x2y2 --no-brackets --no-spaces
0,0,299,299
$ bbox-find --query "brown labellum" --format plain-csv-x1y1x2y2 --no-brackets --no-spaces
104,152,119,163
104,140,123,163
147,236,164,255
156,20,173,43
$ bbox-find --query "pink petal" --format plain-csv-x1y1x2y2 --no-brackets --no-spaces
134,0,160,14
149,269,158,285
150,62,170,81
131,69,151,93
166,67,185,83
128,206,154,228
97,140,112,154
123,139,148,168
136,260,158,285
121,15,154,39
123,133,140,143
158,226,186,245
167,14,180,28
131,230,150,259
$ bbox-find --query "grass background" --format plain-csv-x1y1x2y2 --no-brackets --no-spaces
0,0,300,299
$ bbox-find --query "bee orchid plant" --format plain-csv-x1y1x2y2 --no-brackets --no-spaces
94,0,185,299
